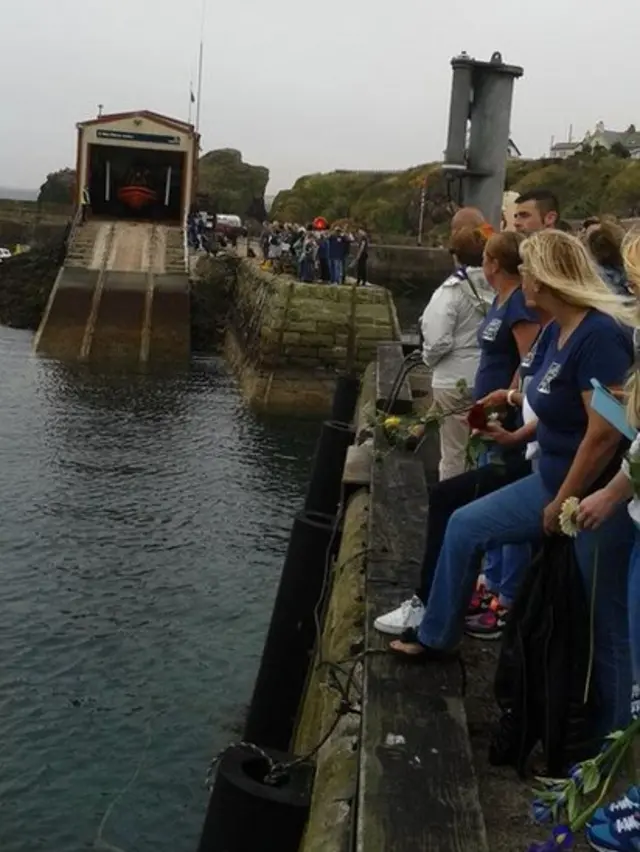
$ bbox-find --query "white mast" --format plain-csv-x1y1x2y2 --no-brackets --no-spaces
195,0,206,135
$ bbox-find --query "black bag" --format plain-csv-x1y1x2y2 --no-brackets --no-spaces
490,535,598,776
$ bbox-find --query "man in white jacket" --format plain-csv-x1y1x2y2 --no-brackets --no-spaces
419,225,494,480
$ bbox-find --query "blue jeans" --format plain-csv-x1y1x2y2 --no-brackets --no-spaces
418,472,634,734
299,257,315,282
629,536,640,718
478,451,531,606
329,259,343,284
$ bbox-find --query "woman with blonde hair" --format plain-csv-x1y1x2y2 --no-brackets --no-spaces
573,231,640,849
389,229,636,737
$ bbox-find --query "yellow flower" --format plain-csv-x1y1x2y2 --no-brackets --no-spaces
383,416,401,429
559,496,580,538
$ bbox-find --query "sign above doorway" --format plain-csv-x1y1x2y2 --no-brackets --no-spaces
96,129,181,146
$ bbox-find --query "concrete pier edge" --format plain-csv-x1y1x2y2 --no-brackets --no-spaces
292,349,489,851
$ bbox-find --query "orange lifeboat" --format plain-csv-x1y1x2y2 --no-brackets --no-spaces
118,184,157,210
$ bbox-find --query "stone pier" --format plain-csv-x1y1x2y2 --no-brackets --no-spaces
224,260,402,415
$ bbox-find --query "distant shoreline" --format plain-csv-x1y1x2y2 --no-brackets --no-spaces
0,187,38,202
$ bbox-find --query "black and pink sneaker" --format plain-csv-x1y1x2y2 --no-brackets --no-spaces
465,598,508,640
467,584,496,618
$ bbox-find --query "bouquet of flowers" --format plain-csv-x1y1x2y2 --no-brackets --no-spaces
379,379,473,452
527,721,640,850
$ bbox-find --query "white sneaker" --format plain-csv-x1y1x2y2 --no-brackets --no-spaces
373,595,425,636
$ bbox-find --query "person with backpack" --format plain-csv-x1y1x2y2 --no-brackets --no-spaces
388,229,636,740
418,225,494,481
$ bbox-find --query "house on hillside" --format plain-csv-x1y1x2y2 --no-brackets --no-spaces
550,121,640,159
549,140,581,160
584,121,640,158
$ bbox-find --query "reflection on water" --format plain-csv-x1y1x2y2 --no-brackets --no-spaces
0,328,319,852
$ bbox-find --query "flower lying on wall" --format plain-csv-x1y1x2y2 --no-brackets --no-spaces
527,718,640,850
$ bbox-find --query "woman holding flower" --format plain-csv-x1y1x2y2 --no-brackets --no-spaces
376,232,537,638
466,230,540,638
389,230,636,737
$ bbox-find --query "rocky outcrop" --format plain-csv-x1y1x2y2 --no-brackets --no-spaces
196,148,269,221
0,236,65,329
190,252,239,351
38,168,76,204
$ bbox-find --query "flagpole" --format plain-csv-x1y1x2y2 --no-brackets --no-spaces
195,0,205,134
188,79,194,124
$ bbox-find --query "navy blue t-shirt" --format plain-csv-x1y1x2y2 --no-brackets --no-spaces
328,235,344,261
473,288,538,401
527,311,633,493
520,321,554,391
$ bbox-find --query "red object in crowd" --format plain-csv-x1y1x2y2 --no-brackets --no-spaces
313,216,328,231
467,403,488,431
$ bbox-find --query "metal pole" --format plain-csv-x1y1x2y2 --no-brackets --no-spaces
164,166,172,206
417,176,427,246
195,0,205,133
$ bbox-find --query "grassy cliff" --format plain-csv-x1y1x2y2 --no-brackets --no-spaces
271,149,640,235
197,148,269,221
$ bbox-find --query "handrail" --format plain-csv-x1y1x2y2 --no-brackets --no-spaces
63,204,85,262
182,213,189,274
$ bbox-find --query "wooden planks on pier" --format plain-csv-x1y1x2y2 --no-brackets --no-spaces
357,443,488,852
376,342,413,415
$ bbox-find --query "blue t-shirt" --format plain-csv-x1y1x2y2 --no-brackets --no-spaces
473,288,538,401
527,311,633,493
328,235,344,261
520,321,555,391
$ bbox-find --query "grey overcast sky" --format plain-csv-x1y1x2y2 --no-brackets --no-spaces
2,0,639,193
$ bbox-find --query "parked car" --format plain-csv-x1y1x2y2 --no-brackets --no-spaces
214,214,247,240
0,247,12,262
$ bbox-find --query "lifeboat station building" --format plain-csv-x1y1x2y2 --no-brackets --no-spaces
74,110,199,223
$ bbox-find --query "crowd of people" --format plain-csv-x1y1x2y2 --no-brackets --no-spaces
260,221,369,285
372,189,640,851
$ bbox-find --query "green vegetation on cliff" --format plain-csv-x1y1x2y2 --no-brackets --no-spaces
197,149,269,221
272,165,452,235
271,148,640,234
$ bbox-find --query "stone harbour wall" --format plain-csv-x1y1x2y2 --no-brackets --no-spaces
224,259,401,415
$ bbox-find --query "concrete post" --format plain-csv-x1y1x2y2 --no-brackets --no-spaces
443,52,523,229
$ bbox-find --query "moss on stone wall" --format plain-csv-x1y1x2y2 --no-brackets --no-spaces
225,260,399,414
295,488,369,852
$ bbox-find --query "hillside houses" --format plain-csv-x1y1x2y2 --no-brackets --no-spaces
550,121,640,159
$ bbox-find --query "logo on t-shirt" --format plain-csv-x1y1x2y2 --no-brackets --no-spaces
537,361,562,395
482,319,502,342
521,339,538,369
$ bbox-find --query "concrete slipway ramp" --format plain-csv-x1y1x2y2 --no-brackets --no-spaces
34,220,190,364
